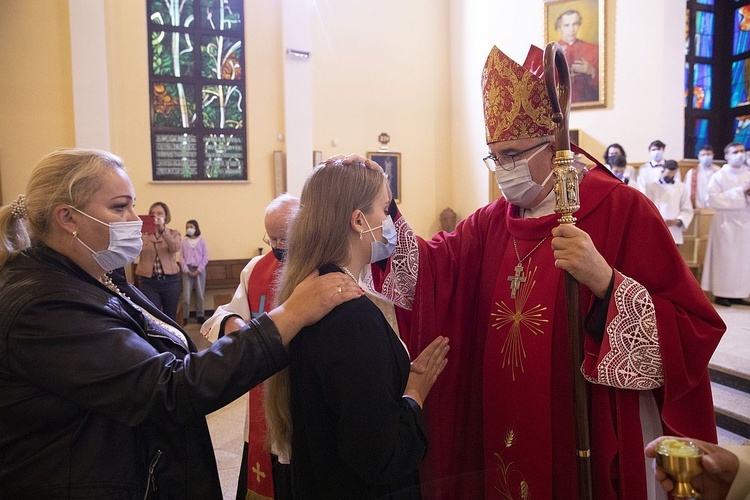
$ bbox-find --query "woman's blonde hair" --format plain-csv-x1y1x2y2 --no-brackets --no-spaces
264,159,389,459
0,149,125,269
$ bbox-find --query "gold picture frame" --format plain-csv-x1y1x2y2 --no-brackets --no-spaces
366,152,401,203
544,0,606,109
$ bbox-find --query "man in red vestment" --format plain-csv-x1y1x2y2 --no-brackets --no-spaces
365,45,725,499
201,194,299,500
555,9,599,103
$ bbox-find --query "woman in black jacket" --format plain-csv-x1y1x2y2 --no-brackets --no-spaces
0,149,362,499
264,158,449,499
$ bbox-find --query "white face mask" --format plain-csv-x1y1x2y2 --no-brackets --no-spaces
186,227,196,236
698,154,714,167
493,143,554,208
728,151,746,167
362,214,397,263
70,206,143,272
650,150,665,163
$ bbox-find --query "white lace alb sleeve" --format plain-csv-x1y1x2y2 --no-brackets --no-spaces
584,273,664,390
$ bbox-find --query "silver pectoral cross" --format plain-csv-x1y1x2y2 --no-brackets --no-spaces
508,262,527,299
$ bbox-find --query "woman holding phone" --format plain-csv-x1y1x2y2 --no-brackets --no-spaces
135,201,182,321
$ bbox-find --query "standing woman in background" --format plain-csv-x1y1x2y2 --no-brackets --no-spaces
136,201,182,321
181,219,209,324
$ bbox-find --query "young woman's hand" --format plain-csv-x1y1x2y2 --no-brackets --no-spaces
403,336,449,407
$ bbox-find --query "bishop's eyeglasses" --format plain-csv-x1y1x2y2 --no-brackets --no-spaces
483,140,549,172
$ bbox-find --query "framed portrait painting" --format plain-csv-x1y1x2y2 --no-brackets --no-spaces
544,0,606,109
366,152,401,203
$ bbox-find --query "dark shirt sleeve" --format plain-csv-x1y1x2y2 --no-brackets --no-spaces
584,268,615,343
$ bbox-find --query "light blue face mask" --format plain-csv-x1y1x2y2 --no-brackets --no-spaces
69,206,143,272
362,214,397,263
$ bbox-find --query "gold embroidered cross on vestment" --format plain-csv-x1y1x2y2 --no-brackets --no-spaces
508,236,549,299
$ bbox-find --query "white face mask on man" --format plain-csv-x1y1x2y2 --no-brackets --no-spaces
698,153,714,167
650,149,665,163
69,206,143,272
728,151,746,167
493,142,554,208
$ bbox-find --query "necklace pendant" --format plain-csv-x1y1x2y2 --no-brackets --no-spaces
508,262,527,299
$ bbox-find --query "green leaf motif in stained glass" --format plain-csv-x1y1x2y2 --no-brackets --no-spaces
202,85,244,129
152,83,197,128
200,0,242,30
201,36,243,80
149,0,195,27
152,30,195,77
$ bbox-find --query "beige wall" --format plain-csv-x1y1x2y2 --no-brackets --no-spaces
0,1,75,206
311,0,450,237
0,0,686,260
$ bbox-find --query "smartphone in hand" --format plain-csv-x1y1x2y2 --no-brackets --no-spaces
139,215,156,234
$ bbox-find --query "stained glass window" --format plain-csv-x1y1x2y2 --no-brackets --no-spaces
694,119,709,157
734,114,750,146
695,11,714,57
698,0,714,5
734,7,750,55
731,59,750,107
693,63,713,109
148,0,246,181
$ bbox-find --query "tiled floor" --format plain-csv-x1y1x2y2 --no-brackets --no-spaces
186,303,750,499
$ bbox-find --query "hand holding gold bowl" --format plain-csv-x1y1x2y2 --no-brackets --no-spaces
655,438,705,498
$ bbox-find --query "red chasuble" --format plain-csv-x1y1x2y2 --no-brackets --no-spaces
245,252,280,499
375,166,724,499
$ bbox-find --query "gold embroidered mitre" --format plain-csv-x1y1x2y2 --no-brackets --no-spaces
482,45,555,144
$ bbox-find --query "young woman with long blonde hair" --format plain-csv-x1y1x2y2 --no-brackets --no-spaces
264,158,449,498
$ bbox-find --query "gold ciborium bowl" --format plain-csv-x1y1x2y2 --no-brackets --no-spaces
655,438,704,498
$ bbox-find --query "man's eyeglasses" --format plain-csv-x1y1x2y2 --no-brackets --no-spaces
483,140,549,172
262,233,286,248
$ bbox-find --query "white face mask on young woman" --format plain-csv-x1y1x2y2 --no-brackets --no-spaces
493,143,555,208
69,206,143,272
362,214,397,263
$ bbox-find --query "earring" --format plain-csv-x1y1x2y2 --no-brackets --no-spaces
72,230,77,239
359,230,363,240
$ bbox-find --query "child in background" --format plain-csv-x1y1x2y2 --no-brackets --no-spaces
181,219,209,324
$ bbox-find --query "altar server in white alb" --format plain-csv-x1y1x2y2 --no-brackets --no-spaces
644,160,693,245
701,141,750,307
684,144,720,209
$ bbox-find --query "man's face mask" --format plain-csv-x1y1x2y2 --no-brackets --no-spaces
272,247,286,262
650,149,665,163
728,151,746,167
698,153,714,167
492,142,554,208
